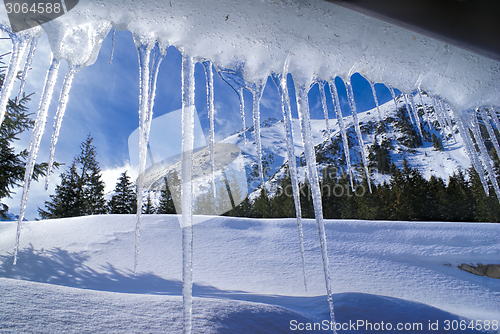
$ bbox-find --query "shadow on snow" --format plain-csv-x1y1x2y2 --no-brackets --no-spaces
0,246,482,333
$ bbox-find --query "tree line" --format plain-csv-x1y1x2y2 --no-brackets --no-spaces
38,135,177,219
236,160,500,223
37,134,500,222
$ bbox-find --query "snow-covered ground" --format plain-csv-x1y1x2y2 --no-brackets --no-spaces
1,215,499,333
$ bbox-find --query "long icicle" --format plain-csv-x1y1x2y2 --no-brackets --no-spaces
318,81,330,133
330,79,354,191
16,36,39,104
417,89,432,130
456,116,490,194
430,96,450,150
408,93,423,138
0,38,29,128
295,79,336,333
403,93,415,125
480,108,500,171
238,87,247,144
252,80,266,187
388,84,398,112
369,80,382,121
431,96,445,131
471,110,500,200
14,57,61,265
203,61,216,197
45,66,79,190
345,81,372,193
148,43,167,126
133,38,154,274
181,53,195,334
436,97,456,142
272,72,307,292
438,99,454,134
489,107,500,144
109,28,116,65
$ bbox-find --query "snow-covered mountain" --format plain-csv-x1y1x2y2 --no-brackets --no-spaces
221,93,472,199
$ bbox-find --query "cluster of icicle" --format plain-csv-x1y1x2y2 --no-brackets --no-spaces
2,25,500,334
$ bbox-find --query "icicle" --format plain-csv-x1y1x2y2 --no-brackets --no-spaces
489,107,500,142
438,99,453,131
388,84,398,111
431,96,444,130
408,93,423,138
403,93,415,125
109,28,116,65
148,43,167,120
417,89,432,130
471,111,500,200
433,98,449,135
238,88,247,144
330,80,354,191
0,38,29,128
44,66,79,190
252,80,266,187
480,108,500,168
203,61,216,197
456,116,490,194
133,38,154,274
271,72,307,292
440,99,458,142
345,81,372,193
16,36,39,104
215,67,247,144
369,80,382,121
318,81,330,133
14,58,61,265
181,54,196,334
295,79,336,333
430,96,450,150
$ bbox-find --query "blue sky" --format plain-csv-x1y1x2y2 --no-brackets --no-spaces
1,29,398,219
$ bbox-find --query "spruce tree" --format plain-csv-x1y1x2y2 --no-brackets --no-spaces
142,190,156,214
157,176,176,214
38,162,81,219
0,57,58,206
432,133,444,151
253,188,270,218
108,171,137,214
38,135,106,218
446,169,474,222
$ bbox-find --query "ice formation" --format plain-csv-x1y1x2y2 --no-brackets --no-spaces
319,81,331,132
271,71,307,292
1,0,500,332
345,81,371,193
330,80,354,190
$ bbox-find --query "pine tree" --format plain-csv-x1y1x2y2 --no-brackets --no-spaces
432,133,444,151
38,135,106,218
78,135,107,215
142,190,156,214
157,176,176,214
269,171,295,218
253,188,270,218
38,162,81,219
469,168,500,222
108,171,137,214
0,57,58,205
445,169,474,222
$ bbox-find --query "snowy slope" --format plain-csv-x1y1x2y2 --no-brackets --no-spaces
221,93,472,198
1,215,499,333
